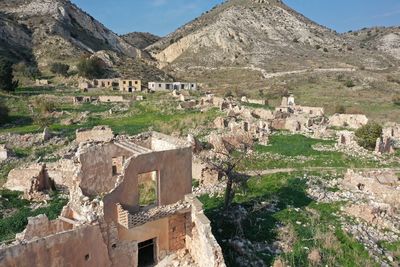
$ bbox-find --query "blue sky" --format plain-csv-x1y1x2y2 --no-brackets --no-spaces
71,0,400,36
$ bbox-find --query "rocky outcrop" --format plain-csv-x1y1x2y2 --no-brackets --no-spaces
0,0,147,72
122,32,161,50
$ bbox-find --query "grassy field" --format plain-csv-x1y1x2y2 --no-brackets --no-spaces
0,89,222,137
241,134,399,170
199,172,378,267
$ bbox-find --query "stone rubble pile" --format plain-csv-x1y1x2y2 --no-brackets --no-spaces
306,171,400,266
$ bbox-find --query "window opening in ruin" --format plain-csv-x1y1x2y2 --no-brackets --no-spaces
112,156,125,176
138,171,158,208
85,254,90,261
129,88,133,93
138,239,156,267
129,81,132,86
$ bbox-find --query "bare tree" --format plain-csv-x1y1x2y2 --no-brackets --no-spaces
205,150,248,210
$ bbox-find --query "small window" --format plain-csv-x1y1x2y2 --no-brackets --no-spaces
112,157,124,175
85,254,90,261
138,171,158,207
135,81,138,84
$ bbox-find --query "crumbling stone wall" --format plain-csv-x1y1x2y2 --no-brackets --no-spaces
76,143,133,196
4,164,50,193
341,170,400,209
98,96,127,103
375,136,396,154
329,114,368,129
46,159,77,190
16,215,72,242
168,214,188,251
0,224,112,267
185,196,226,267
76,126,114,143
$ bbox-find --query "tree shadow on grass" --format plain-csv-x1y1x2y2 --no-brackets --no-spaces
202,178,312,267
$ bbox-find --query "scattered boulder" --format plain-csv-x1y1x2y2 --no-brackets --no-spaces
42,127,51,141
0,144,9,162
307,249,322,266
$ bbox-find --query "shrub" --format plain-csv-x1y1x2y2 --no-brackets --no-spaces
280,88,290,97
32,98,56,114
293,38,299,43
0,101,9,125
345,80,355,88
77,56,106,79
334,105,346,114
0,57,19,92
14,62,41,80
50,62,70,77
234,88,246,98
355,122,382,150
224,90,233,98
323,48,329,52
315,45,321,50
31,97,56,128
393,95,400,106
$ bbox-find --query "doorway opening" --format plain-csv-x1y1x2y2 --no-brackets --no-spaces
138,238,156,267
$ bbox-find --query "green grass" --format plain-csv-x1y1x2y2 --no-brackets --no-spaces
241,101,274,110
1,92,221,138
378,241,400,262
0,162,17,187
0,190,67,242
199,172,377,266
242,134,395,170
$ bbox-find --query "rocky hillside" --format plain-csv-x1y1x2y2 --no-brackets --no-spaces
122,32,161,50
147,0,397,89
345,26,400,60
0,0,143,65
0,0,175,83
0,12,34,61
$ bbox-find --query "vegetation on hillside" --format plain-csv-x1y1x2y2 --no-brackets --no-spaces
355,122,382,150
50,62,70,77
0,100,9,125
77,56,106,79
0,57,18,92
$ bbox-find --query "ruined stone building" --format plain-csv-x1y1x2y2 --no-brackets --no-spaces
119,79,142,92
148,82,197,91
0,131,225,267
79,79,142,92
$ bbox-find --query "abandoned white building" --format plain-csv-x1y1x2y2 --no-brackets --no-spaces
148,82,197,91
0,131,225,267
79,79,142,92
